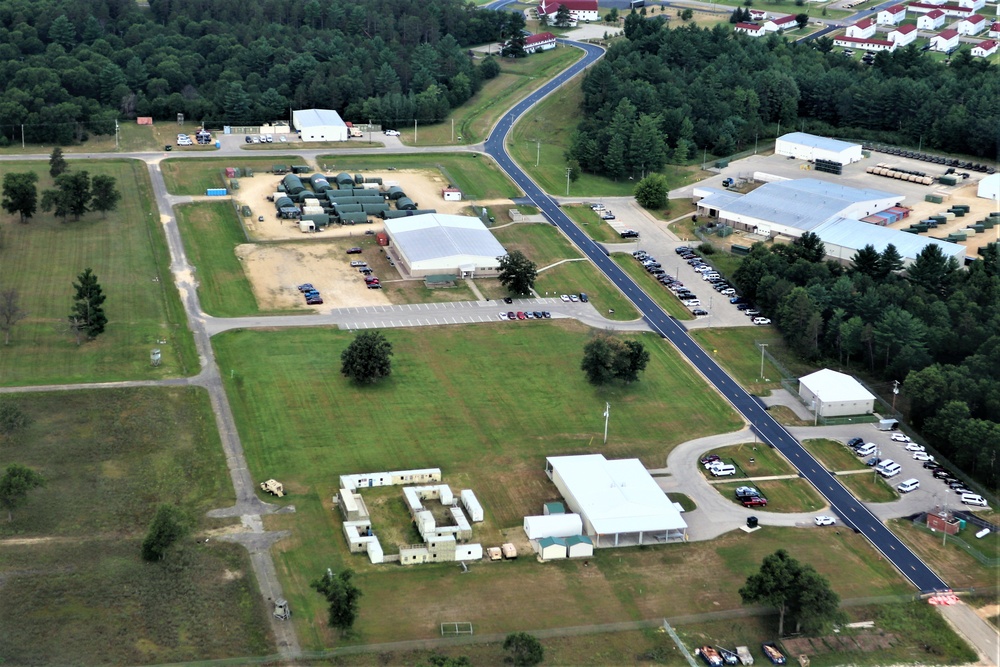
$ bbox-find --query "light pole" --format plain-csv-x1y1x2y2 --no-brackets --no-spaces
892,380,900,413
603,402,610,444
566,167,572,196
536,140,541,167
759,343,769,380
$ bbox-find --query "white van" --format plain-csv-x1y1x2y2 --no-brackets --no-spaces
855,443,877,457
897,479,920,493
875,459,896,474
961,493,988,507
710,464,737,477
879,463,901,478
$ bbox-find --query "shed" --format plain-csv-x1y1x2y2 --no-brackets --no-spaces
460,489,484,522
566,535,594,558
291,109,348,142
775,133,862,164
536,536,567,560
442,187,463,201
523,513,584,540
543,501,566,515
798,369,876,418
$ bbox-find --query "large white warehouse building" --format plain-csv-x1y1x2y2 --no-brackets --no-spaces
775,132,863,164
544,454,687,547
291,108,348,142
383,214,507,278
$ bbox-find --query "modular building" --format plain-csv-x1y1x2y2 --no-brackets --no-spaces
798,369,876,418
775,132,863,164
291,108,349,142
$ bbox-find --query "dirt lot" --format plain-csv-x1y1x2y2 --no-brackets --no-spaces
235,242,391,310
890,181,1000,256
233,168,470,242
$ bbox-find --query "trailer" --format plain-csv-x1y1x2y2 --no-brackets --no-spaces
735,646,753,665
761,643,785,665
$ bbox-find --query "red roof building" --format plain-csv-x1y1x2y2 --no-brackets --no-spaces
523,32,557,53
833,35,899,51
734,22,766,36
877,4,907,24
538,0,599,22
971,38,997,56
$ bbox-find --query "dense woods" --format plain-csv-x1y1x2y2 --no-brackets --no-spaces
732,235,1000,488
0,0,522,144
569,16,1000,178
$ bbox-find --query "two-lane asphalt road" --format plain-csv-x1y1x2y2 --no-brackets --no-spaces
484,40,948,593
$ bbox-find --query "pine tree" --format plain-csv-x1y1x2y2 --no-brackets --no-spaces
49,147,68,178
69,268,107,342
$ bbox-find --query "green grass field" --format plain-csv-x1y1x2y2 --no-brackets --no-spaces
160,156,301,195
890,520,1000,589
0,159,195,385
803,438,868,472
534,260,641,320
837,471,899,503
690,328,810,396
704,442,796,477
612,255,695,321
562,203,623,244
492,221,582,268
404,47,583,146
174,202,270,318
0,388,270,665
316,153,520,201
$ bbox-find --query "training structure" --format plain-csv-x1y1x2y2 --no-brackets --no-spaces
383,213,507,278
540,455,688,547
336,468,484,566
291,108,349,142
775,132,863,165
798,369,876,418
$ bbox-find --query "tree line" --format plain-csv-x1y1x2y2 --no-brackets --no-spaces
568,17,999,178
731,234,1000,488
0,0,524,144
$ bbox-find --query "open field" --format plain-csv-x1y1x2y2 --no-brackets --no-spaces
837,471,900,503
689,329,810,396
612,254,696,321
562,203,623,243
0,388,270,665
404,47,583,146
889,519,1000,589
0,159,195,384
803,438,868,472
0,122,197,155
492,221,582,267
317,153,521,201
533,259,641,320
715,479,827,513
160,156,301,195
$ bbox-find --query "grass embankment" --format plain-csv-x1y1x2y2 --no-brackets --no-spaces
889,519,1000,589
0,388,270,666
160,156,301,195
404,47,583,146
0,159,195,384
612,255,695,321
690,328,811,397
317,153,520,201
837,471,900,503
803,438,868,472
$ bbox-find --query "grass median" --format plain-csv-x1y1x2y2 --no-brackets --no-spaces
0,388,269,666
612,255,695,321
0,159,195,384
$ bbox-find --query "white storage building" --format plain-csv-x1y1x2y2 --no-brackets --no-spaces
775,132,863,165
536,536,567,560
544,455,688,546
523,513,584,540
291,108,348,142
566,535,594,558
813,217,966,266
460,489,484,522
978,173,1000,201
798,369,876,418
383,214,507,278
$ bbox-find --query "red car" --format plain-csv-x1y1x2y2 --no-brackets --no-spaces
516,311,526,320
742,496,768,507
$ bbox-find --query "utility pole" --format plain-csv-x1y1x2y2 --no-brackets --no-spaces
414,119,417,143
536,140,540,167
566,167,571,196
892,380,900,412
603,402,610,444
759,343,769,380
754,132,759,155
115,118,119,151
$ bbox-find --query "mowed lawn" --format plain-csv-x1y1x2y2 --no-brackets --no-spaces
0,388,270,666
160,156,300,195
316,153,520,200
0,159,195,385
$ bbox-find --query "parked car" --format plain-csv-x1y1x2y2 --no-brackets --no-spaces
904,443,926,452
507,311,516,319
541,311,552,319
384,129,400,136
745,309,760,317
814,516,836,526
912,452,934,462
516,311,526,320
897,479,920,493
560,294,571,302
752,317,772,326
890,433,911,443
700,455,721,466
847,437,864,448
924,460,941,469
620,230,640,238
692,309,709,316
350,260,367,267
742,496,768,507
735,486,761,498
347,247,363,254
503,297,513,304
579,293,589,302
297,283,314,292
367,283,382,289
498,312,508,320
305,297,323,305
569,294,579,302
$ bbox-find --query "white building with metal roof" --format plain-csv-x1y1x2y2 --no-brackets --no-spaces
775,132,863,164
383,214,507,278
798,369,876,418
544,454,687,547
813,217,966,266
291,108,348,142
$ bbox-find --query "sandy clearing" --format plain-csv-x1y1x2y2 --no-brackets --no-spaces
893,181,1000,256
235,243,392,310
232,168,473,242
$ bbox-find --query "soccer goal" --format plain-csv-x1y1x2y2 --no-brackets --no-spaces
440,622,474,637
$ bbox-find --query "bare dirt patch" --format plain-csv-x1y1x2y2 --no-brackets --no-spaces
235,243,391,310
232,168,472,242
894,181,1000,255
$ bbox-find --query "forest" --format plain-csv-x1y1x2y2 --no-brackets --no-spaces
731,234,1000,488
0,0,522,144
568,16,1000,178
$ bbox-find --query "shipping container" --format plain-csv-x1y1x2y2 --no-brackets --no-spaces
376,232,389,246
354,174,364,184
225,167,236,178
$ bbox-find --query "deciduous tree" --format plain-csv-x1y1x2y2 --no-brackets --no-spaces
740,549,840,636
1,172,39,224
141,504,189,561
582,335,650,384
497,250,537,296
503,632,544,666
69,268,107,342
0,463,45,522
0,288,27,345
341,330,393,384
0,401,31,436
90,175,121,218
42,171,92,221
312,568,363,631
634,174,668,209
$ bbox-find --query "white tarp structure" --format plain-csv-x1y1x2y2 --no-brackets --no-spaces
291,108,348,142
978,173,999,201
383,214,507,278
798,368,876,418
523,513,584,540
544,454,687,546
775,132,863,164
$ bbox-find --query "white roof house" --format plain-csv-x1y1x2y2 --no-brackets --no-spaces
798,369,876,419
775,132,863,164
544,455,687,547
383,214,507,278
291,109,348,142
978,173,1000,200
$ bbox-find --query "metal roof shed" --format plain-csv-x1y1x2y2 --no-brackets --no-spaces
291,109,348,142
813,217,966,266
775,132,863,164
798,369,876,418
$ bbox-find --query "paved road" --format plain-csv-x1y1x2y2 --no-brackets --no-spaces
484,39,948,594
